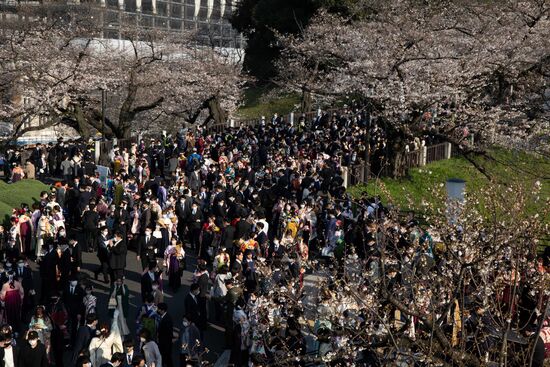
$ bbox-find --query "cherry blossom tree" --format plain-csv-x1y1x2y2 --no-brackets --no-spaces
247,181,549,366
277,0,550,176
0,3,244,140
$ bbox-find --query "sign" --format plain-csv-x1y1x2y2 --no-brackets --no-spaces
96,165,110,189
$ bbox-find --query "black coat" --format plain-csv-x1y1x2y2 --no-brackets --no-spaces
235,220,252,240
16,266,34,295
157,313,174,351
20,342,48,367
82,210,99,230
231,259,243,279
176,197,194,221
109,239,127,270
59,249,72,279
40,249,59,283
187,210,203,231
78,191,93,212
114,208,130,232
221,225,236,250
140,209,152,234
0,345,21,367
97,235,110,262
122,352,141,367
183,293,201,326
62,284,85,317
71,325,93,365
268,242,285,260
71,242,83,269
137,235,158,257
140,272,160,302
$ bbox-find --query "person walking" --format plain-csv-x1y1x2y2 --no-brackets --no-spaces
0,271,24,333
139,329,162,367
156,303,173,367
94,226,111,283
109,231,127,283
20,331,48,367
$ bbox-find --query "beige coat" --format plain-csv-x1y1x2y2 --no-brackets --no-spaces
24,162,35,179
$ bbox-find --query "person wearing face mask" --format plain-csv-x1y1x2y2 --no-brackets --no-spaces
137,228,158,271
28,305,53,358
109,231,127,283
186,201,203,252
69,238,83,276
139,329,161,367
20,331,48,367
179,316,201,366
140,264,161,303
0,332,21,367
108,278,130,337
89,315,123,367
183,283,203,335
16,257,35,319
229,310,251,367
63,275,85,344
93,226,111,284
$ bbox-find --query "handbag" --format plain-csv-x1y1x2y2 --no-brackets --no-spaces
108,295,117,310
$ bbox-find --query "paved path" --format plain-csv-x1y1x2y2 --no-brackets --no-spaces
29,234,225,366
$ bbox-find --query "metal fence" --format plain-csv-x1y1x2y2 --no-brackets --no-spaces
426,143,447,164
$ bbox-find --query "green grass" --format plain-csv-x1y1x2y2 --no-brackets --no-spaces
0,179,50,226
347,148,550,221
236,84,301,120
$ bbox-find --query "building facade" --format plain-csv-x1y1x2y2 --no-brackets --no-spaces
0,0,243,48
0,0,243,144
99,0,243,48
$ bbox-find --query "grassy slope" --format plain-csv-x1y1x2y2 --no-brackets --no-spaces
0,180,50,225
236,84,301,120
347,148,550,220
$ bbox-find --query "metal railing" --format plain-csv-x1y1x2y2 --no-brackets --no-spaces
426,143,447,164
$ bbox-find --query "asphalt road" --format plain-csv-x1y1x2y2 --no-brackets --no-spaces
29,233,226,366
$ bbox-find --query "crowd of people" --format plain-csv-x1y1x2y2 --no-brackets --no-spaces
0,109,548,367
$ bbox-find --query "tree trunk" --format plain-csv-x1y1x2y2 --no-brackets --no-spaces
207,95,227,125
301,87,312,113
389,148,407,178
73,105,91,139
382,121,409,178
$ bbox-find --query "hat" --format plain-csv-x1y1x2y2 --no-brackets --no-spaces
27,330,39,340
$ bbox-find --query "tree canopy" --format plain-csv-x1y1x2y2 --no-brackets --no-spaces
0,4,244,140
276,0,550,176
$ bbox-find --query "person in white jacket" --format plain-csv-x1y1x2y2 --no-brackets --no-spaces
139,329,162,367
89,310,123,367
